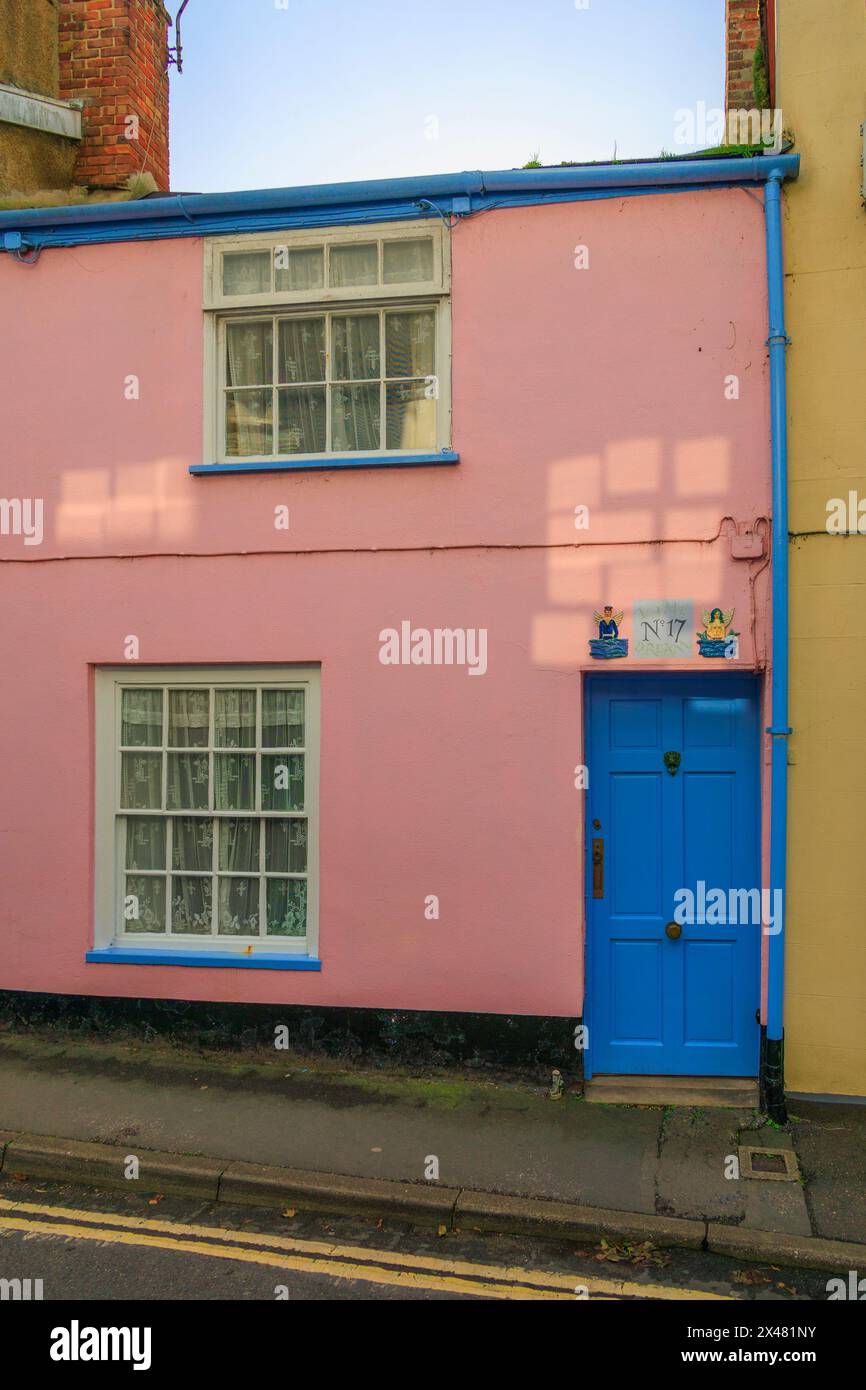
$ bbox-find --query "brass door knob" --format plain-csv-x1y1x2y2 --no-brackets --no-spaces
665,921,682,940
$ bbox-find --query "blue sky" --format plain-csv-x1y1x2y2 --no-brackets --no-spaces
168,0,725,193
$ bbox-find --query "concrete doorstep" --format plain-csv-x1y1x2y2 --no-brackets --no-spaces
1,1128,863,1275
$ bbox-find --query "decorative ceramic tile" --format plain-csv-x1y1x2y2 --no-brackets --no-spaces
589,606,628,659
634,599,693,659
697,606,739,658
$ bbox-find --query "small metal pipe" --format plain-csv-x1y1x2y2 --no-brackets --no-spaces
169,0,191,74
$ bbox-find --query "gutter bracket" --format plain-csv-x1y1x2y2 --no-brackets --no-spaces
2,229,41,264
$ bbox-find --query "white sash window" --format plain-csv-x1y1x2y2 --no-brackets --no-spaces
94,667,320,956
203,222,451,464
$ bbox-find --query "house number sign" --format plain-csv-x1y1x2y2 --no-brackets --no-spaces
634,600,694,660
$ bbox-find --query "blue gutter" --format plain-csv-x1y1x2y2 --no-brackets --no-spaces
0,155,800,251
763,171,792,1071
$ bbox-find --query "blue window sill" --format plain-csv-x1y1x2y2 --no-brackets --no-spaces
86,949,320,972
190,451,459,476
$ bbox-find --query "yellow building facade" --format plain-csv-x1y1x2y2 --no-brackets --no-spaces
775,0,866,1094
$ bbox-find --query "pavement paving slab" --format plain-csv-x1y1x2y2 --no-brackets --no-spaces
655,1107,749,1223
789,1100,866,1244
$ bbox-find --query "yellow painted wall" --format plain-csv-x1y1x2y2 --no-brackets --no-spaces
776,0,866,1094
0,0,59,96
0,0,76,196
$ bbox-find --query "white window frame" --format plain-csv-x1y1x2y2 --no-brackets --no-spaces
202,219,452,466
94,666,320,958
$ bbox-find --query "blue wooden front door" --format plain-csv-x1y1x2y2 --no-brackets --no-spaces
586,674,760,1077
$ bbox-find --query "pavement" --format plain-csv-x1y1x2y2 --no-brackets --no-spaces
0,1033,863,1270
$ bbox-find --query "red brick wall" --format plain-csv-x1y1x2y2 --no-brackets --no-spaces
58,0,170,190
725,0,762,112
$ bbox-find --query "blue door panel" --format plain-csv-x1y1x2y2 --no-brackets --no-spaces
684,697,735,748
683,774,735,887
683,941,735,1042
587,674,760,1077
612,939,662,1042
611,774,662,916
610,698,661,748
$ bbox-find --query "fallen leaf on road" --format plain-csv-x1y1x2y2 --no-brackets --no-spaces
282,1208,296,1218
732,1269,773,1285
147,1195,164,1205
594,1238,668,1267
437,1224,447,1237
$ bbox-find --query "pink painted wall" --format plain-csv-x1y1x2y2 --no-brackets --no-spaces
0,190,773,1016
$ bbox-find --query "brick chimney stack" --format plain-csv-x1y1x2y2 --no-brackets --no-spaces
725,0,762,113
57,0,171,191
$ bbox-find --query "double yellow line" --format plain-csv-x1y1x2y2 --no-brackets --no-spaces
0,1195,728,1300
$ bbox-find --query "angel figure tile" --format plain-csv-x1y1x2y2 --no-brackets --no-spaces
589,605,628,659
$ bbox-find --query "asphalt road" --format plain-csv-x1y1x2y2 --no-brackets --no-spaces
0,1175,835,1303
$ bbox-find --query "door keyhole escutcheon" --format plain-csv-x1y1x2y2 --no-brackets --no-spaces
592,838,604,899
665,921,682,940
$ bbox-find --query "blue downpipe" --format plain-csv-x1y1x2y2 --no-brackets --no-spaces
763,172,791,1121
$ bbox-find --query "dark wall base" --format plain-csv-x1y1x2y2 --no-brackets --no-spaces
0,989,579,1074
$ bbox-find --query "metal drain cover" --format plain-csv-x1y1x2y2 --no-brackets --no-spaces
738,1145,800,1181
